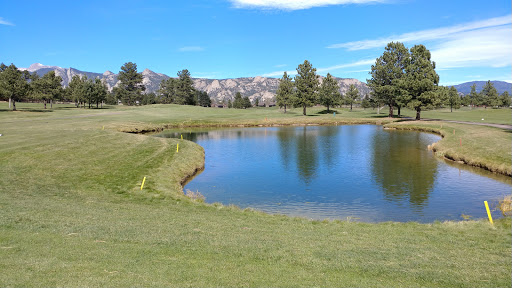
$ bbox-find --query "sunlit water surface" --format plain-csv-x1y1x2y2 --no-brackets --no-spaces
155,125,511,222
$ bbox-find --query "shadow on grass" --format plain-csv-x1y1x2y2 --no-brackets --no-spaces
316,109,339,114
0,108,54,113
369,114,392,118
0,106,115,113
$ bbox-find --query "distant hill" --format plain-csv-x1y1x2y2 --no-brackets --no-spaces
451,81,512,95
19,63,371,104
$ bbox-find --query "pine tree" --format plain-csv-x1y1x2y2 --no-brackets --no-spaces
345,84,360,111
175,69,196,105
318,73,341,112
67,74,87,108
468,83,478,108
401,45,440,120
446,86,461,112
242,96,252,109
276,72,295,113
481,80,499,108
367,42,409,118
93,78,108,108
233,92,243,109
31,70,63,109
114,62,145,106
294,60,319,116
158,78,177,104
196,90,211,107
0,64,30,111
499,91,511,108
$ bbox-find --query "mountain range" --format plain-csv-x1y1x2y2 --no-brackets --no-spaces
451,81,512,95
19,63,511,104
19,63,371,104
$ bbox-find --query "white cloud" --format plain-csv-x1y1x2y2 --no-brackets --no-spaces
0,17,14,26
178,46,204,52
263,58,374,77
316,59,375,73
327,14,511,50
262,69,296,77
431,26,512,69
230,0,388,10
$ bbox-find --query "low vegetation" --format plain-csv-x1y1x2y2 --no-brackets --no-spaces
0,103,510,287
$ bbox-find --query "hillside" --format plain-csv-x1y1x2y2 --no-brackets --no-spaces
20,63,370,104
451,81,512,95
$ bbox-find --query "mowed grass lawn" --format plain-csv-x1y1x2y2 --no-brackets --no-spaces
0,102,511,287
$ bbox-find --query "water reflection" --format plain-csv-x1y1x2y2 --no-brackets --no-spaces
371,130,437,209
154,126,511,222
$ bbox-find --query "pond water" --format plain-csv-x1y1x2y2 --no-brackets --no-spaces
155,125,511,222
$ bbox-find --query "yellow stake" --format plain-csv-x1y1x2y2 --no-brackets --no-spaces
140,176,146,190
102,126,104,130
177,143,179,152
181,134,183,140
484,201,493,225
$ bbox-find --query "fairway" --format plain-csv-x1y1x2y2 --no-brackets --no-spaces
1,103,511,287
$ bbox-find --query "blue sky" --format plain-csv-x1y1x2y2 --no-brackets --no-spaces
1,0,510,85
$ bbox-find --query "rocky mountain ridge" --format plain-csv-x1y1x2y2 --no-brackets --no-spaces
451,81,512,95
19,63,372,104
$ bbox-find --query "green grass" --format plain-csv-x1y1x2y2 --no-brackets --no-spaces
386,121,512,175
400,106,512,125
1,102,511,287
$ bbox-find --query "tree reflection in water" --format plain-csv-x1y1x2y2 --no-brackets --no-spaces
371,129,438,209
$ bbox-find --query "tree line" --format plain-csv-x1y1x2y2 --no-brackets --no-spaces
277,42,510,119
367,42,510,119
0,61,211,110
275,61,363,115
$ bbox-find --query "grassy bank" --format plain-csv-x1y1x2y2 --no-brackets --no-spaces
1,103,511,287
385,121,512,176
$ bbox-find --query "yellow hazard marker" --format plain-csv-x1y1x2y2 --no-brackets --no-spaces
484,201,493,225
140,177,146,190
177,143,179,152
181,134,183,140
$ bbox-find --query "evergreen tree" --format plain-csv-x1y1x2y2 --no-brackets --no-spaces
0,64,30,111
318,73,341,112
468,84,478,108
175,69,196,105
276,71,295,113
158,78,177,104
31,70,63,109
254,97,259,107
361,94,371,109
499,91,511,108
294,60,319,115
400,45,440,120
227,99,232,108
345,84,360,111
481,80,499,108
196,90,211,107
233,92,243,109
93,78,108,108
114,62,145,106
67,74,86,108
445,86,461,112
141,92,157,105
367,42,409,118
242,96,252,109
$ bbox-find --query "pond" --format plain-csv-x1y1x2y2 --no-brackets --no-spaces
155,125,511,223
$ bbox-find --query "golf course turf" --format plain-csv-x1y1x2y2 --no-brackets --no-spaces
1,103,510,287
